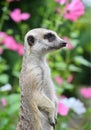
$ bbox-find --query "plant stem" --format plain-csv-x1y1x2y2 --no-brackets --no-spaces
65,50,70,73
17,22,24,41
0,2,9,31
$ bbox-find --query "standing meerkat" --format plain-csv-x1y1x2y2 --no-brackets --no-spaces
16,28,67,130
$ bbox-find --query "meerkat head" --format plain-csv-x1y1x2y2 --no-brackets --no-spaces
24,28,67,56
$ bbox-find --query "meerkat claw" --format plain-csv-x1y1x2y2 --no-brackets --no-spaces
55,118,57,125
49,118,56,129
50,122,55,129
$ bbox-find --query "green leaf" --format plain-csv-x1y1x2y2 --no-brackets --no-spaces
6,29,13,35
74,56,91,67
63,82,74,90
69,65,82,72
55,63,67,70
55,85,63,94
76,47,83,54
7,94,20,104
0,74,9,84
6,94,20,114
12,71,19,78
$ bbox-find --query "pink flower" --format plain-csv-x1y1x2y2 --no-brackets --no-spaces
17,43,24,55
0,32,7,44
3,36,18,51
54,76,63,85
63,36,74,50
57,101,69,116
61,95,66,98
67,74,74,83
80,87,91,99
1,98,7,107
60,97,86,114
0,47,3,54
0,32,24,55
10,8,30,22
55,0,67,5
63,0,85,21
21,13,30,20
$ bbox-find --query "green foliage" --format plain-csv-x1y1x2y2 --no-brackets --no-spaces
0,94,20,130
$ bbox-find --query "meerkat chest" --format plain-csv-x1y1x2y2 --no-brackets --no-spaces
40,62,51,81
40,64,55,99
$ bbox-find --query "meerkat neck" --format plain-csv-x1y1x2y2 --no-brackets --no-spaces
30,52,46,62
22,52,47,69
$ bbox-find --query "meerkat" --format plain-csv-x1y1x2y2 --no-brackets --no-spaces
16,28,67,130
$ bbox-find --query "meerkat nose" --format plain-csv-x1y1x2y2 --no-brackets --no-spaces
61,41,67,47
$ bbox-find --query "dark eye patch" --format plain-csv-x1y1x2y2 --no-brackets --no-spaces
44,33,56,42
27,35,35,46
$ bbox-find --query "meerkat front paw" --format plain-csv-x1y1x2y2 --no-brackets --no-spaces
55,117,57,125
48,114,57,129
47,102,57,129
48,117,56,129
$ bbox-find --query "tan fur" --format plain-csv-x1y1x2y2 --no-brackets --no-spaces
16,28,66,130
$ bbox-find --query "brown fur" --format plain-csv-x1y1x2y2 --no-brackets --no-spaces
16,28,66,130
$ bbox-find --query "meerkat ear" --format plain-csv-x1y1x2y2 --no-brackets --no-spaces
27,35,35,46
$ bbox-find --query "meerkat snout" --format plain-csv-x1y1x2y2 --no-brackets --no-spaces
59,40,67,47
25,28,67,54
56,40,67,49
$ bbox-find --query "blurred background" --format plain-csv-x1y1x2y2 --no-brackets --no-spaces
0,0,91,130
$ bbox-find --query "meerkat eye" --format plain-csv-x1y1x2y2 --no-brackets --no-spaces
44,33,56,42
27,35,35,46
